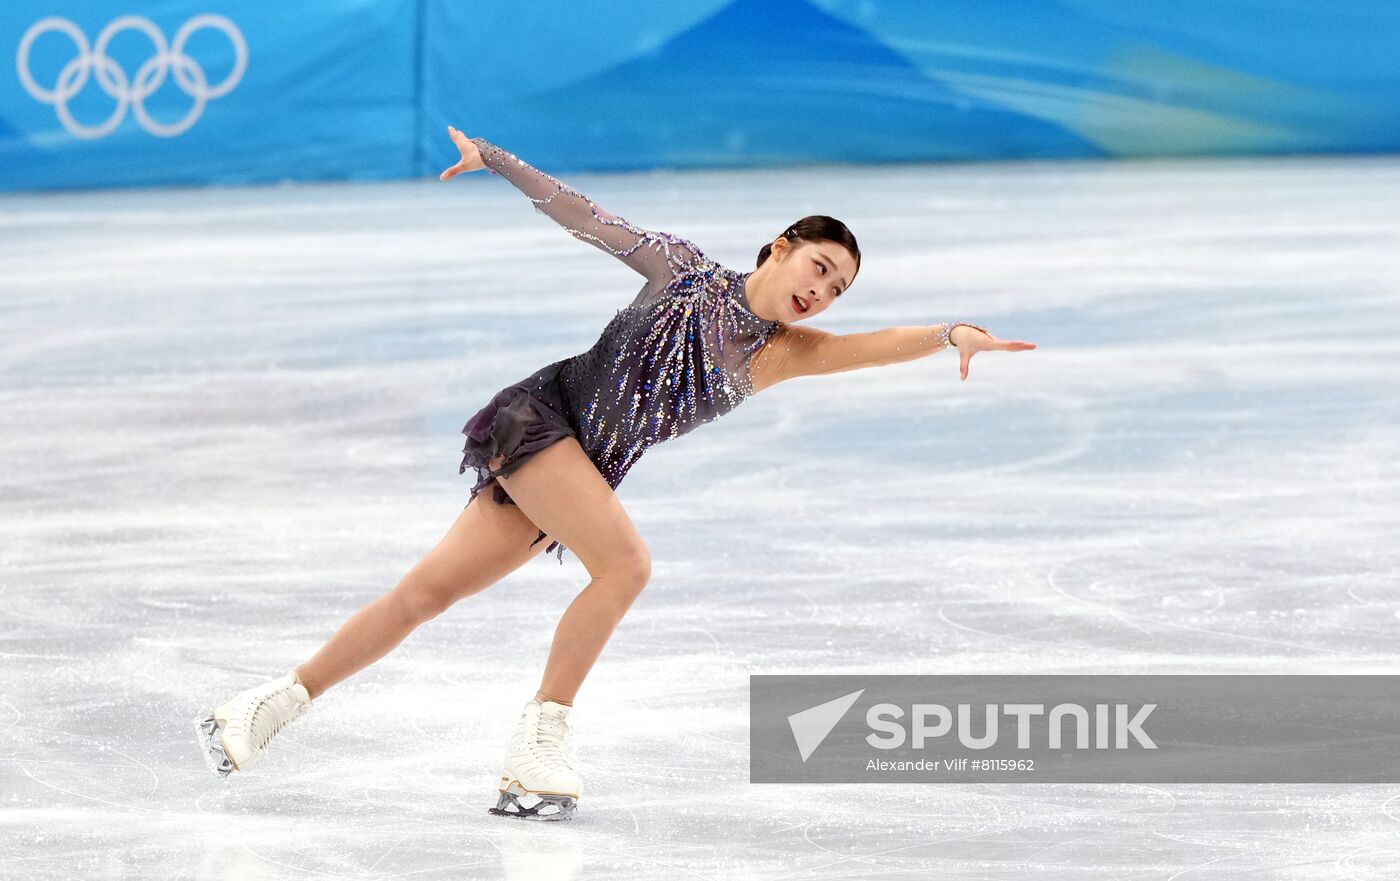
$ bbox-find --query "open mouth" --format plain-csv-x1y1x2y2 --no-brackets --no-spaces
791,293,810,314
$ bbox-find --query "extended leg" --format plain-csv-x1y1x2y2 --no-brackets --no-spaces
197,472,558,778
294,492,553,700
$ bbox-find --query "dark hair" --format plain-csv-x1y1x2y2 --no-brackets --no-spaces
756,215,861,284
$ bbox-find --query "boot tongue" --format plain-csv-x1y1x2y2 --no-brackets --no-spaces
540,700,571,718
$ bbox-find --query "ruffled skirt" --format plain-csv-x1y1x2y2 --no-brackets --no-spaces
458,360,577,563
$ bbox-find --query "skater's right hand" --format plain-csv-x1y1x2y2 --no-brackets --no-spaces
439,126,485,180
949,324,1036,382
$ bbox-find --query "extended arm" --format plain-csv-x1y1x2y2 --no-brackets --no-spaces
470,136,700,286
762,322,972,379
753,320,1034,391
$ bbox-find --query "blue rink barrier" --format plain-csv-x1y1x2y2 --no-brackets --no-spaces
4,0,1399,192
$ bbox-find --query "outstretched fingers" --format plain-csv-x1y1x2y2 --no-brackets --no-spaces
959,338,1036,381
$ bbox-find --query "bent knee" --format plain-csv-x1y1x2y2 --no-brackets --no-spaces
593,545,651,596
619,544,652,587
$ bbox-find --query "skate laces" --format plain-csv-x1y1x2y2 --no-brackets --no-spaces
535,711,574,769
247,686,307,753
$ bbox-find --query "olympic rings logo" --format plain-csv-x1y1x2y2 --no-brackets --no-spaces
16,14,247,139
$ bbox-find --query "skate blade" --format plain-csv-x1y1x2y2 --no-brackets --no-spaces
488,779,577,821
192,713,237,779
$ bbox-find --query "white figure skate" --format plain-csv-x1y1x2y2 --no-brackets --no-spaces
194,671,312,777
490,699,582,821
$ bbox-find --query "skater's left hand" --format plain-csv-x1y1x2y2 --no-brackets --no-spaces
439,126,485,180
950,325,1036,381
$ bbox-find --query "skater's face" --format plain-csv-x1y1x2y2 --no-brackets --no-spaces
766,237,857,322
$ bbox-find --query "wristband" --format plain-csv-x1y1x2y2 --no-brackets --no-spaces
945,321,990,348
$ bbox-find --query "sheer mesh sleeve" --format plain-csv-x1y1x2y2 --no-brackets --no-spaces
471,137,702,296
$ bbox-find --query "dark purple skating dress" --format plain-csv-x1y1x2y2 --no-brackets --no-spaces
459,138,782,564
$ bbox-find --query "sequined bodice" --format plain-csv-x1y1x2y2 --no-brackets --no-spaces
558,259,779,486
471,137,782,486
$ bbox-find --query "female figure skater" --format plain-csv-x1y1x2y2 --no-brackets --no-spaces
195,126,1036,820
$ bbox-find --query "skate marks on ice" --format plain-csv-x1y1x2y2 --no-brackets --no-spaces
188,828,585,881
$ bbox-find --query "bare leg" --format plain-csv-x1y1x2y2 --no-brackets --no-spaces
294,492,552,700
492,438,652,706
294,592,407,701
528,568,646,706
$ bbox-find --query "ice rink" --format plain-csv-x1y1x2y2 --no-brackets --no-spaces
3,153,1399,878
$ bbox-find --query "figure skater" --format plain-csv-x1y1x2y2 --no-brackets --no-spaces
195,126,1036,820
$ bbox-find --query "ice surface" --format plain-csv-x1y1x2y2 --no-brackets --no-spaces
2,154,1399,878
